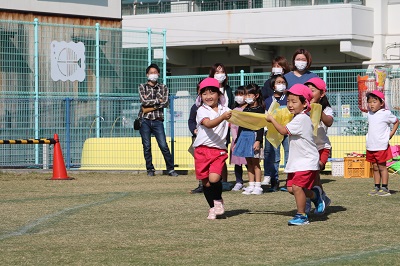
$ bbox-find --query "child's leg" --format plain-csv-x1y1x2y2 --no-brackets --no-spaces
292,184,307,214
372,162,381,188
202,178,214,208
252,158,262,183
378,162,389,186
209,173,223,201
246,157,255,183
234,164,243,184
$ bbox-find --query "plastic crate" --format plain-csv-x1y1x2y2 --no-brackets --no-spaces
331,159,344,177
344,157,373,178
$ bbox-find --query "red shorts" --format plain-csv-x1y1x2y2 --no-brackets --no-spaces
287,170,317,190
194,145,228,180
319,148,331,170
366,146,392,164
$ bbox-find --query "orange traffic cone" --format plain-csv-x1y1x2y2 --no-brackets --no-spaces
51,133,73,180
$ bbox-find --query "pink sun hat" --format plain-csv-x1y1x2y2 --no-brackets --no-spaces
304,77,327,92
367,90,385,101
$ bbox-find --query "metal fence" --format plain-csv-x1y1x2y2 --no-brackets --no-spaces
1,19,400,171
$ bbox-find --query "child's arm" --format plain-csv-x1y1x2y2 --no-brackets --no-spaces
202,111,232,129
321,112,333,127
265,113,288,135
390,119,399,139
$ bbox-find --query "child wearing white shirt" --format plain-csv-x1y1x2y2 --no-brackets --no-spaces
193,77,232,219
366,90,399,196
265,84,325,226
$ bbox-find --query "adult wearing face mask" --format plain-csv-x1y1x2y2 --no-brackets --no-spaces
261,56,291,100
209,63,235,191
138,63,179,177
284,48,318,89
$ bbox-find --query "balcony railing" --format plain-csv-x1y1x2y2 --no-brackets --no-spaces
122,0,365,15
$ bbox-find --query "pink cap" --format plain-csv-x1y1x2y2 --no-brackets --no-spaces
367,90,385,101
199,77,220,91
305,77,327,92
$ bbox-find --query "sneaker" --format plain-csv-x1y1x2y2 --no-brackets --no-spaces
168,170,179,177
231,183,243,191
323,193,331,208
222,182,233,191
261,176,271,185
213,200,225,215
147,170,155,176
207,207,216,220
377,187,391,196
288,213,309,226
251,187,264,195
305,198,312,214
368,187,379,196
242,186,254,195
190,184,203,194
311,186,325,215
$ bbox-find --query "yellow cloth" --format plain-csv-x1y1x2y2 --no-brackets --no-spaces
228,110,268,131
310,103,322,136
266,107,293,148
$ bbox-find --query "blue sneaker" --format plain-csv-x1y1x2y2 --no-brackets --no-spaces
288,213,309,226
305,198,312,214
311,186,325,215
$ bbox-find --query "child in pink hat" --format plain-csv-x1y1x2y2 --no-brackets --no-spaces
304,77,333,213
366,90,399,196
192,77,232,219
265,84,324,225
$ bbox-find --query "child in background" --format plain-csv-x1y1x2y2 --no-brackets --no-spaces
263,74,289,192
233,84,265,195
265,84,325,225
304,77,333,213
365,90,399,196
192,77,232,219
230,86,248,191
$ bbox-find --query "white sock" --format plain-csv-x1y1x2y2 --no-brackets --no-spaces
255,182,261,188
248,182,255,187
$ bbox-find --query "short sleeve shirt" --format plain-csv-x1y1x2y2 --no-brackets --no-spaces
367,109,398,151
284,113,319,173
193,104,230,150
314,106,334,150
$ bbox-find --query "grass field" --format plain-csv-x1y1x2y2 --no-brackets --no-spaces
1,170,400,265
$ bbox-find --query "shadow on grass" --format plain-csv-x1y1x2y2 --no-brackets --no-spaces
217,209,251,219
243,205,347,221
321,178,336,184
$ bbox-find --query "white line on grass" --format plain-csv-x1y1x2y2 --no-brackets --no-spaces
292,246,400,265
0,192,128,241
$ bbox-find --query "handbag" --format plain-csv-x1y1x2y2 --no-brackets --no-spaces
134,117,141,130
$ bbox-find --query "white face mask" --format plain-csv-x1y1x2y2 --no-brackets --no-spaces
272,67,283,75
214,73,226,83
235,96,244,105
275,84,286,92
148,74,159,82
245,97,254,104
295,61,307,71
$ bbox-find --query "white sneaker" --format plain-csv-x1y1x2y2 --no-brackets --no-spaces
261,176,271,185
231,183,243,191
207,207,216,220
213,200,225,215
251,187,263,195
242,186,254,195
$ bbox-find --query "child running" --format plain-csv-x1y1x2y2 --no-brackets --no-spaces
265,84,325,225
233,84,265,195
192,77,232,219
304,77,333,213
366,90,399,196
230,86,248,191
